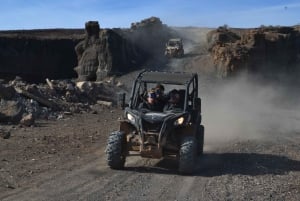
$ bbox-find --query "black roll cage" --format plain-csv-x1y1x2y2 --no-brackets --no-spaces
129,70,198,112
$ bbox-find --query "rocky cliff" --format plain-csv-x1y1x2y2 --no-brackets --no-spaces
0,29,84,82
207,26,300,81
1,19,299,83
0,17,174,82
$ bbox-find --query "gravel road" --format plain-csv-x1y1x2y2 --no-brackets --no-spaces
1,106,299,201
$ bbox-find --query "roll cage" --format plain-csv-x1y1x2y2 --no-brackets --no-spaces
129,70,199,112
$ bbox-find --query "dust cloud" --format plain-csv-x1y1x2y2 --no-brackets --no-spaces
202,74,300,148
124,25,300,150
163,27,300,149
182,41,194,54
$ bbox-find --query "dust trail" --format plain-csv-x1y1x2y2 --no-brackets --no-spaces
166,27,300,148
183,41,194,54
202,75,300,148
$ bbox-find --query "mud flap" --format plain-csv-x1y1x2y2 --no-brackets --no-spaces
197,125,204,155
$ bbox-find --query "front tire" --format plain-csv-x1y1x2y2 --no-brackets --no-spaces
178,136,196,174
105,131,126,169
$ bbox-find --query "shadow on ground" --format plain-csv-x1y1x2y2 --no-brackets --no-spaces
122,153,300,176
196,153,300,176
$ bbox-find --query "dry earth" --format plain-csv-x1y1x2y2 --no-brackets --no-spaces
1,27,300,201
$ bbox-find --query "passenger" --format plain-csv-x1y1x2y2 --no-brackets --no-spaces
139,89,164,112
155,83,167,105
163,89,182,111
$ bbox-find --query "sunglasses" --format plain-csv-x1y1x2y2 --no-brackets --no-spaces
148,92,156,98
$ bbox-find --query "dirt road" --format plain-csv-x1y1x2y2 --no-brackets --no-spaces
1,106,300,201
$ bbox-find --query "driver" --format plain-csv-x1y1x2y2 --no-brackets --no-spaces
139,89,164,112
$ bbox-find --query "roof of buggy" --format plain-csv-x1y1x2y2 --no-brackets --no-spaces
168,38,182,42
138,71,197,85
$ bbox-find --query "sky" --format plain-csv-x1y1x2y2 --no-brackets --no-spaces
0,0,299,30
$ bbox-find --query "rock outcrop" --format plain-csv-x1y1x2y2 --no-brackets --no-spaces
208,26,300,79
74,21,143,81
74,17,173,81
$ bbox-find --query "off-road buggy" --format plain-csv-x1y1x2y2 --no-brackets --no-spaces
164,38,184,58
105,70,204,174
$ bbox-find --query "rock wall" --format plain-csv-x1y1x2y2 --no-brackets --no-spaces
208,26,300,80
0,30,83,82
0,17,174,82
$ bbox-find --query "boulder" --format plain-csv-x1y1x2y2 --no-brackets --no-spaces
20,113,35,127
0,84,16,100
0,100,24,123
76,81,94,92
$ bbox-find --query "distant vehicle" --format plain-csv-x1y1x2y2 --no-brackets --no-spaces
105,70,204,174
164,38,184,58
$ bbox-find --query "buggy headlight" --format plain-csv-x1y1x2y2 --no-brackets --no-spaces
174,117,185,125
127,113,135,122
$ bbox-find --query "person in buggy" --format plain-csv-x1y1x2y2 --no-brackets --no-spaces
154,83,167,106
163,89,182,112
139,89,165,112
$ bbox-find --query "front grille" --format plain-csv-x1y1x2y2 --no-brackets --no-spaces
142,120,163,133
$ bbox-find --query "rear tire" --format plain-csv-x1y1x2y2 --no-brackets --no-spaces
105,131,126,169
178,136,196,174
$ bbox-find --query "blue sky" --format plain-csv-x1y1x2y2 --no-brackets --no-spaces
0,0,299,30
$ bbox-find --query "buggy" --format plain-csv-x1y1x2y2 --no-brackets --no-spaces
105,70,204,174
164,38,184,58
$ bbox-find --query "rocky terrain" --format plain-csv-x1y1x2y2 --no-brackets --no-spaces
0,17,300,200
207,25,300,81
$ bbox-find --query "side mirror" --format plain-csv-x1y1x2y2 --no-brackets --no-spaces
194,97,201,112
